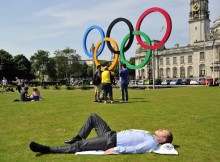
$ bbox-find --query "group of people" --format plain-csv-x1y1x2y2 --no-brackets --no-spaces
1,74,174,156
26,68,174,156
20,86,41,102
1,76,41,101
94,64,129,104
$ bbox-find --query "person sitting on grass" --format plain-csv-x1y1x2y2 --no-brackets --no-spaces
29,113,173,154
29,87,41,101
20,87,32,101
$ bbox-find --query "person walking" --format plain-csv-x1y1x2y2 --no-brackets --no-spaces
13,77,22,93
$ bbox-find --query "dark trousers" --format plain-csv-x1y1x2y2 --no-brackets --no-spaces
121,81,128,101
50,113,116,153
16,85,21,93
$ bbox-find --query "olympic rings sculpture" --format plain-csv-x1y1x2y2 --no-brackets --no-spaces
82,7,172,70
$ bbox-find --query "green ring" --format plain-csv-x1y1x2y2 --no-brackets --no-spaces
120,31,152,70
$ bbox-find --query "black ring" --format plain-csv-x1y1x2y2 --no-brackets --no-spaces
106,18,134,54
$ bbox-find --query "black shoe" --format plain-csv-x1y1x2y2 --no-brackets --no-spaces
64,137,81,144
29,141,50,153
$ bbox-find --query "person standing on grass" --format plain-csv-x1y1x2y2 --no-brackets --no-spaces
101,66,114,104
119,64,129,102
29,113,173,154
24,79,30,88
93,65,102,102
2,77,7,93
13,77,22,93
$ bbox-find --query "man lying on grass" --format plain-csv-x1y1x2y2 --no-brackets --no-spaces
29,113,173,154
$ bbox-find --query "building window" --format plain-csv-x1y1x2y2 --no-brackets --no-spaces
200,52,205,61
180,67,185,78
180,56,184,64
173,57,177,64
188,55,192,63
166,58,170,65
159,58,163,66
173,68,177,78
160,68,164,77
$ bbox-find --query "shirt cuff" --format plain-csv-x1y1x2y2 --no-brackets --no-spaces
114,147,119,153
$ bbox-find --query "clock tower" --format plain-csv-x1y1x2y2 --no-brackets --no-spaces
189,0,210,44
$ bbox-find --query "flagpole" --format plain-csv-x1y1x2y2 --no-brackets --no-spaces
204,34,208,86
212,47,215,85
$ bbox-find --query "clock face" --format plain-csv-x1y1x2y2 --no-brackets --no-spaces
192,3,200,12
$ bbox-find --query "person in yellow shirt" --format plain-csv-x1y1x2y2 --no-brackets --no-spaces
101,66,114,104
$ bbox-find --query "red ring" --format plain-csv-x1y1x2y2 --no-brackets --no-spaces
135,7,172,50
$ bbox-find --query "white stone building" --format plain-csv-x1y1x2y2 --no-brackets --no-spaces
135,0,220,80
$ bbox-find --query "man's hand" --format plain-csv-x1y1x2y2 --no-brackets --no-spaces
104,148,115,154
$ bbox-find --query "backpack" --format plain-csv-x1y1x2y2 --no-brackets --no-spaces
93,72,101,85
109,71,116,85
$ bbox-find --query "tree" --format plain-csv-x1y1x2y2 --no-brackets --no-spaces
128,57,135,79
81,62,88,78
87,65,93,78
30,50,50,82
54,47,81,80
0,49,15,80
13,54,34,80
70,61,82,78
46,57,57,81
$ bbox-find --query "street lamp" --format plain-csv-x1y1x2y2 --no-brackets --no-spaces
90,43,95,74
40,64,46,83
208,29,220,85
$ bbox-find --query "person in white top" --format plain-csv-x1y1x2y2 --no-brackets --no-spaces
2,77,7,92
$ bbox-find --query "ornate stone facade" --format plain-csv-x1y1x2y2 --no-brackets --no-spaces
135,0,220,80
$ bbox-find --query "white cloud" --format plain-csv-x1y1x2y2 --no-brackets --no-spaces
0,0,219,60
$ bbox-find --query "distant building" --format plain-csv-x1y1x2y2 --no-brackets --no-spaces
135,0,220,80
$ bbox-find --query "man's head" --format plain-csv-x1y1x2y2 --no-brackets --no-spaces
154,129,173,144
104,66,108,70
97,65,101,69
122,64,127,69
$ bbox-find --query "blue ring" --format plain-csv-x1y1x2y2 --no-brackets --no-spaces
82,25,105,58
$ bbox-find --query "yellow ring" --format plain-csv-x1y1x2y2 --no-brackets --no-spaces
94,37,119,71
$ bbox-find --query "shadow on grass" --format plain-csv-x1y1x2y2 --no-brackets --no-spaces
35,153,46,157
174,144,180,148
113,99,148,103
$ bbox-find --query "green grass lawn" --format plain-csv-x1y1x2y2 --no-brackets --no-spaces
0,86,220,162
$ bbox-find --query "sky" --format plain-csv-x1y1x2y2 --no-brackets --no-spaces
0,0,219,61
